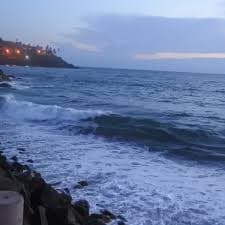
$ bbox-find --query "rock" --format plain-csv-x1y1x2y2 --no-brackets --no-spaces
0,82,11,88
27,159,34,163
17,147,26,152
64,188,70,194
11,161,25,172
74,180,88,189
46,207,68,225
67,206,80,225
0,69,10,82
73,200,90,221
0,154,8,168
0,167,8,177
78,181,88,187
0,176,22,192
0,152,116,225
100,210,116,220
41,185,71,209
118,221,126,225
117,215,127,222
11,155,18,162
88,214,106,225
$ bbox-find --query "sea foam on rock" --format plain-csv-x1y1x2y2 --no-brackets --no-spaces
0,153,120,225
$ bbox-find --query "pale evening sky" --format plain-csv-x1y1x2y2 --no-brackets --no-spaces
2,0,225,73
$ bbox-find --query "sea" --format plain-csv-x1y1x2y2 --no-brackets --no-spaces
0,66,225,225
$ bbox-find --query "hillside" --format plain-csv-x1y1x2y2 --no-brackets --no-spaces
0,38,76,68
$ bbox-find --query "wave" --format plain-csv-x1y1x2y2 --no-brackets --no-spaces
0,95,108,122
0,81,29,90
79,114,225,160
1,95,225,161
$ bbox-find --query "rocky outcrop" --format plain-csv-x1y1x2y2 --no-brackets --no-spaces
0,69,10,82
0,153,125,225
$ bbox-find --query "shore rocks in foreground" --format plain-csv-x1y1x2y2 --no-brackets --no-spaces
0,153,124,225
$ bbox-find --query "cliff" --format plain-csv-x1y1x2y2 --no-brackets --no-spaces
0,38,77,69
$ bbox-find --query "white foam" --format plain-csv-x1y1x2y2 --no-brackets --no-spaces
1,95,108,122
11,81,30,90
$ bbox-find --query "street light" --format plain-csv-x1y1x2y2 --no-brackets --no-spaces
5,48,10,54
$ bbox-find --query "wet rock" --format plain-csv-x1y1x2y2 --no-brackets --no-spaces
11,161,26,172
118,221,126,225
88,214,106,225
64,188,70,194
27,159,34,163
74,180,88,189
41,185,72,209
0,69,10,82
117,215,127,222
0,82,11,88
17,147,26,152
100,210,116,220
50,181,62,186
73,200,90,221
46,207,68,225
11,155,18,162
67,206,80,225
0,154,8,167
78,181,88,186
0,152,115,225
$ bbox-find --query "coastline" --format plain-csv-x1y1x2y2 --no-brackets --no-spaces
0,69,126,225
0,152,126,225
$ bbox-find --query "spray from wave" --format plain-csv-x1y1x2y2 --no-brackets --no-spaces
1,95,225,161
0,95,109,122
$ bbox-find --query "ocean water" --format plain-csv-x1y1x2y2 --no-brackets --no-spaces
0,66,225,225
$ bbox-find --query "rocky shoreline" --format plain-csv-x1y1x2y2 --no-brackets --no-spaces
0,69,126,225
0,152,127,225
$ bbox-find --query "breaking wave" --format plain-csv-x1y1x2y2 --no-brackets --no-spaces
0,95,108,122
1,95,225,161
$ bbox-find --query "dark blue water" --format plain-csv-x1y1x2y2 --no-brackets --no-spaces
0,66,225,225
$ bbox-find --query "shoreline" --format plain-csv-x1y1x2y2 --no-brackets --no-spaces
0,69,126,225
0,152,126,225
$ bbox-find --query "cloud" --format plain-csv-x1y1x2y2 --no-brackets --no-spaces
134,52,225,60
71,40,100,52
59,15,225,72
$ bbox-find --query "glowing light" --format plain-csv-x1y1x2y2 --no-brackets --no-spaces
5,49,10,54
37,49,41,54
16,49,21,54
25,55,30,60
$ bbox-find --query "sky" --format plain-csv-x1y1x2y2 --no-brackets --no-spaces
1,0,225,73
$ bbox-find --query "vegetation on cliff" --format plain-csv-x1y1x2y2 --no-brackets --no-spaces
0,38,76,68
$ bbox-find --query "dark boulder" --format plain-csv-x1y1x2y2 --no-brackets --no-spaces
74,180,88,189
17,147,26,152
11,155,18,162
0,69,10,82
73,200,90,222
27,159,34,163
100,210,116,220
118,221,126,225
